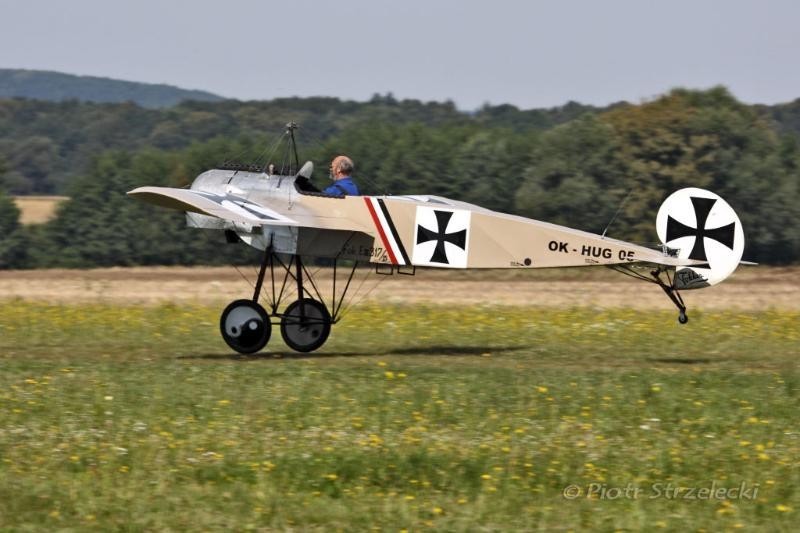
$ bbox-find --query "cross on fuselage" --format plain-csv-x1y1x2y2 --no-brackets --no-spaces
416,210,467,264
666,196,735,262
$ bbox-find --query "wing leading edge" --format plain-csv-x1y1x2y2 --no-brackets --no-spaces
127,186,298,227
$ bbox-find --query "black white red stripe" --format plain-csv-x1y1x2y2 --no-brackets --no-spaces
363,197,409,265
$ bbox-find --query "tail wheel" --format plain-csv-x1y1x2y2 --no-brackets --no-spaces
280,298,331,353
220,299,271,354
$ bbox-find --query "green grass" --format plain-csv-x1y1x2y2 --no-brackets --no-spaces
1,302,798,531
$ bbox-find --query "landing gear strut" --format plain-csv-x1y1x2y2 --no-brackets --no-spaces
219,248,361,354
651,268,689,325
608,264,690,325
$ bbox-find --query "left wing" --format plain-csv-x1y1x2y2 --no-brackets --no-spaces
128,186,298,227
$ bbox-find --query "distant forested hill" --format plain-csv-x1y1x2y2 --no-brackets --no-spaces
757,98,800,136
0,69,225,108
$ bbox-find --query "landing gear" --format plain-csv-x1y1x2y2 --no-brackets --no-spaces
280,298,331,352
220,299,271,354
218,248,364,354
608,264,691,325
650,268,689,325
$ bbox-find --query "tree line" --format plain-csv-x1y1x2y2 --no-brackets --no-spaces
0,86,798,267
0,95,599,195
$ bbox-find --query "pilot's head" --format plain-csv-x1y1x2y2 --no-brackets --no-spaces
330,155,354,180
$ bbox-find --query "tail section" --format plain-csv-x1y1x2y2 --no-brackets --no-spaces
655,187,745,289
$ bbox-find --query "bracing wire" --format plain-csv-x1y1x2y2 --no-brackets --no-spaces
252,131,289,169
279,141,293,175
235,253,391,325
233,264,256,289
334,266,388,321
220,129,287,171
601,189,634,239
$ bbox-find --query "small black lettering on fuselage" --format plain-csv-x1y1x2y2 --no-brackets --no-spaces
581,245,612,259
618,250,635,261
363,246,388,262
548,240,569,253
341,245,388,262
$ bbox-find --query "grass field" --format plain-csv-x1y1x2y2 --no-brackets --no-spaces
11,196,68,225
0,269,799,530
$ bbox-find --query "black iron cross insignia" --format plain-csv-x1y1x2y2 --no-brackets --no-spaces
666,197,735,262
416,210,467,264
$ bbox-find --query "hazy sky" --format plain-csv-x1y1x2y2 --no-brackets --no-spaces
1,0,798,110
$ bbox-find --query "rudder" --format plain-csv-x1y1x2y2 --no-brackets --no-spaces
655,187,745,289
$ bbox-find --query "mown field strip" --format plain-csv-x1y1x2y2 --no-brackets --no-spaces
0,265,797,310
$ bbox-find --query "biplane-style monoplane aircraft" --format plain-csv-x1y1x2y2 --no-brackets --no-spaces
129,124,746,353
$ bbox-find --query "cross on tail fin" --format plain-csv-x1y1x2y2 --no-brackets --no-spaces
656,187,745,289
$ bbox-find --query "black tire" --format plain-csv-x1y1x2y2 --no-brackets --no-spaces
280,298,332,353
220,299,271,354
678,311,689,324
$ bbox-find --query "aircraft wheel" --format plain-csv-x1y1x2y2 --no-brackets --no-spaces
220,299,271,354
280,298,331,353
678,311,689,324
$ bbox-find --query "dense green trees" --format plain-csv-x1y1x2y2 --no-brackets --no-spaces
512,88,800,263
0,96,585,195
0,191,23,268
515,115,624,234
0,87,798,267
28,150,256,268
0,157,27,268
758,98,800,136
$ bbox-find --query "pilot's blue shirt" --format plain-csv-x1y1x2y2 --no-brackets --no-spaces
323,177,359,196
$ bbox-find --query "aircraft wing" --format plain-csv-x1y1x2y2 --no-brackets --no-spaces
127,186,298,227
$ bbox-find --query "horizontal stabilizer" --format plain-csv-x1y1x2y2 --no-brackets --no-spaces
127,186,298,227
637,255,709,268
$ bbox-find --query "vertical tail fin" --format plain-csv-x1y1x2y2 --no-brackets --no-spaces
655,187,745,289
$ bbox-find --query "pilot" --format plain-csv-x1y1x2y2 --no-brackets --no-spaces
323,155,360,196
